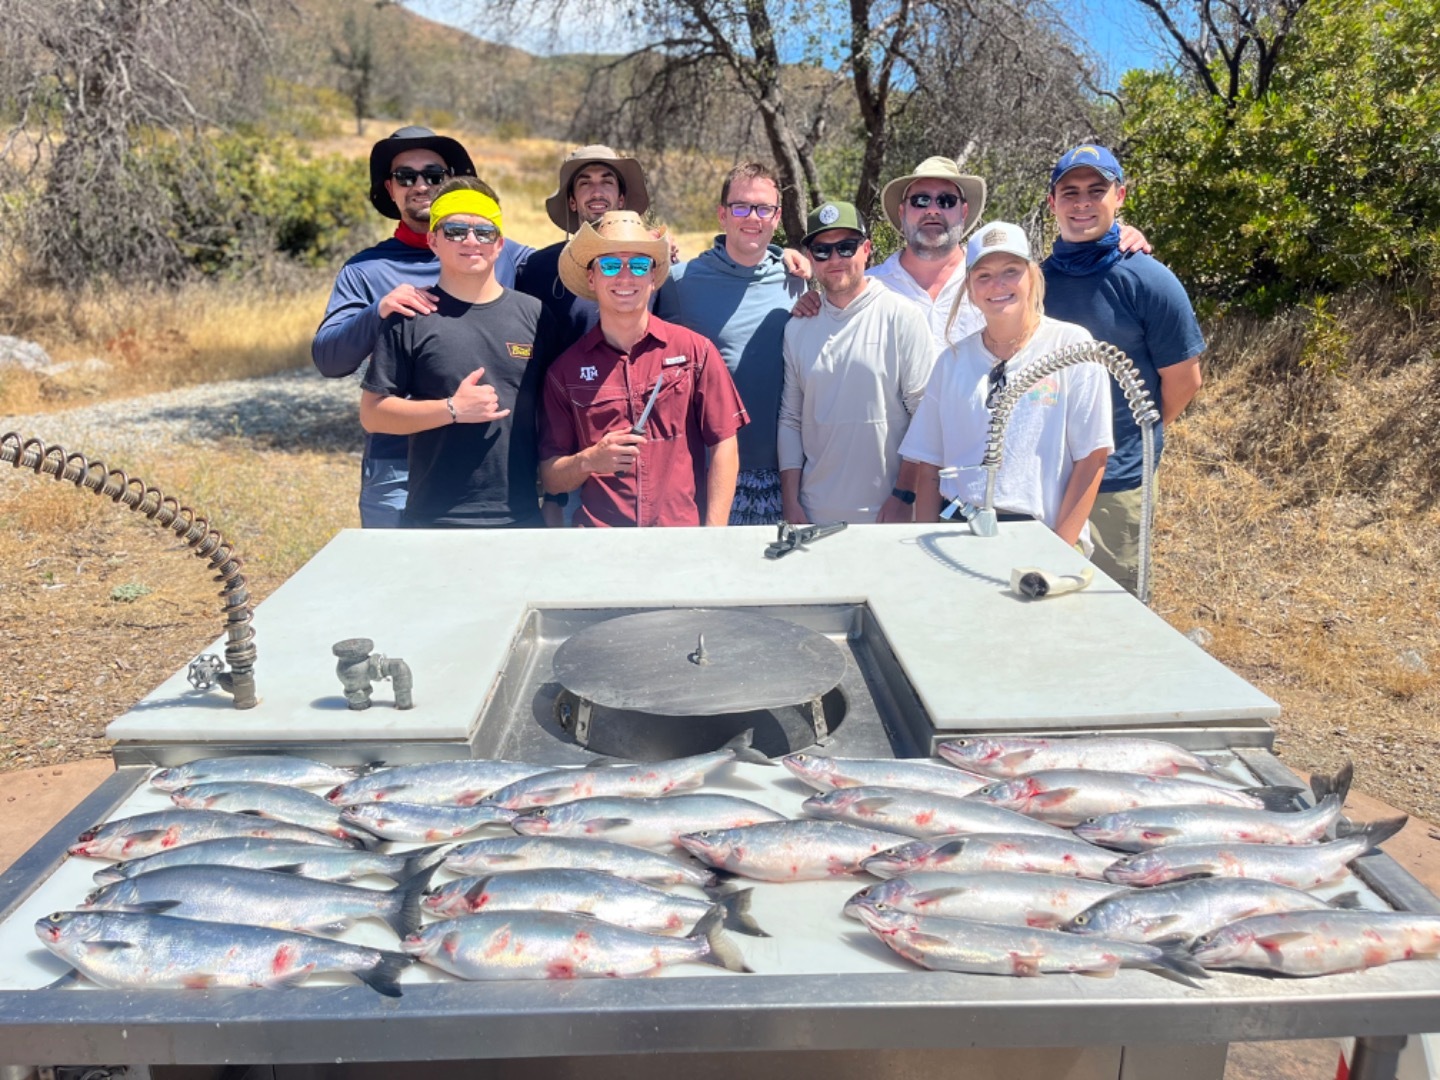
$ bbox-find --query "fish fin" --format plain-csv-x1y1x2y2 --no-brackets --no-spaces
1145,937,1209,988
1328,891,1364,910
82,939,137,954
691,904,752,972
1138,914,1184,934
117,901,183,916
911,887,971,905
1074,968,1117,979
1254,930,1313,950
1242,786,1306,812
931,840,968,856
401,844,453,880
267,864,308,877
1356,815,1408,852
463,875,496,907
42,968,86,990
357,950,412,998
344,827,385,852
386,863,442,938
995,750,1036,770
1310,760,1354,804
716,888,770,938
1030,788,1081,810
724,729,774,767
851,796,896,814
1139,826,1183,841
589,817,634,830
264,963,318,990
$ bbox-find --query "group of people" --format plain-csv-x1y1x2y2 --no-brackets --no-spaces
312,128,1205,595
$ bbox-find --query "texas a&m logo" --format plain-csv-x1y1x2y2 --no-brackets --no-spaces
580,365,599,382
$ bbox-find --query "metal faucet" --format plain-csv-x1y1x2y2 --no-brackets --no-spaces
332,638,414,710
949,342,1161,602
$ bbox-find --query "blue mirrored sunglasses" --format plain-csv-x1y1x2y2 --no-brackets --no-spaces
593,255,655,277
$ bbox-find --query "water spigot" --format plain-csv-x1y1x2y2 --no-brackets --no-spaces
332,638,414,711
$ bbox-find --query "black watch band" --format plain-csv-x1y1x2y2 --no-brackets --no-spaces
891,487,916,505
543,492,569,506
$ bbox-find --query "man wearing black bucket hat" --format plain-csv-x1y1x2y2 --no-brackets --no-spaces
312,126,534,528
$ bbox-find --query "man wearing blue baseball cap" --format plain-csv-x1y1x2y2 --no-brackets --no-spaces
1042,144,1206,596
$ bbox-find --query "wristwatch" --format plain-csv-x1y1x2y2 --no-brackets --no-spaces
890,487,916,505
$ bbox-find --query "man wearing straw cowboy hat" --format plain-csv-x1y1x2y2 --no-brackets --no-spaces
539,211,748,528
515,145,656,354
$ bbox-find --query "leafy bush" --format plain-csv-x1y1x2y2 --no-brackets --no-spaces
1121,0,1440,310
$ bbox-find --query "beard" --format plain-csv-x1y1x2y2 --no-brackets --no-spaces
905,219,966,259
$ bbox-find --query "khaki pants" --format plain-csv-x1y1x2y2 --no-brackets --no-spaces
1088,483,1154,596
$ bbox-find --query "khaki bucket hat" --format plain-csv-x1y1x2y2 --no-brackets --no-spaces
558,211,672,301
880,156,987,238
545,145,651,233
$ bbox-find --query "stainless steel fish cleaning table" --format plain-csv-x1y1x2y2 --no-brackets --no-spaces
0,522,1437,1080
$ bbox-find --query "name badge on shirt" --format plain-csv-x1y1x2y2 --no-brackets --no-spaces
662,355,687,367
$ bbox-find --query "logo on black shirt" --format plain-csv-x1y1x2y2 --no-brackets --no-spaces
507,342,534,359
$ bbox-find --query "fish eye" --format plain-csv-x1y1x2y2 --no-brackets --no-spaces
953,740,970,747
534,808,549,818
48,912,68,922
792,754,807,762
1073,913,1089,925
873,902,888,911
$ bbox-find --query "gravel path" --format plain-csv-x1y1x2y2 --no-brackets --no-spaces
2,369,365,458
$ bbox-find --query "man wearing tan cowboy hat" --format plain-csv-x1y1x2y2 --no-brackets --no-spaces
313,125,533,529
515,145,653,353
779,202,934,526
360,177,559,529
539,211,748,528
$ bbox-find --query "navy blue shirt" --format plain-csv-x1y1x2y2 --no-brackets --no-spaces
513,241,600,355
313,234,531,462
1042,252,1205,491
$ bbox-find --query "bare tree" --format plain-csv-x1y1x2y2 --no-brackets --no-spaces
332,9,379,136
1129,0,1308,104
0,0,273,285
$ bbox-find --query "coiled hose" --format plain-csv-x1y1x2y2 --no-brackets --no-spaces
0,433,257,708
981,342,1161,604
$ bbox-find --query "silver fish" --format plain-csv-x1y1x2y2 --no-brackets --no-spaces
402,906,752,979
444,836,716,888
510,794,786,849
92,837,447,886
1073,794,1345,851
1063,877,1361,944
677,820,907,881
82,863,438,938
36,910,411,996
69,809,358,860
170,781,374,843
862,833,1121,881
937,736,1220,778
802,785,1071,840
326,759,552,806
966,769,1301,827
852,900,1206,983
1103,817,1408,889
779,754,988,798
1190,910,1440,976
481,731,770,811
150,755,361,792
338,801,515,842
846,871,1129,929
423,867,766,937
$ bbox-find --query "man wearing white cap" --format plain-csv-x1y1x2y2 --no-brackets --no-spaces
539,211,748,528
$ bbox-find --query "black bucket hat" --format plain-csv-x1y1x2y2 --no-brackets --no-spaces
368,126,477,220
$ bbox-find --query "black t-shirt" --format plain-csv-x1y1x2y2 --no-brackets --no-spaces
364,287,558,527
513,241,601,354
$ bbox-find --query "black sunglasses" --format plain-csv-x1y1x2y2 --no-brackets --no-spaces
907,192,962,210
391,166,452,188
808,238,863,261
985,361,1008,409
439,222,500,244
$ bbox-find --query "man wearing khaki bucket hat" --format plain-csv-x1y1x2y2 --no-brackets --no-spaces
539,211,749,528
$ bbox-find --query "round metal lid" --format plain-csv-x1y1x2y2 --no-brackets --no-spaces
552,609,847,716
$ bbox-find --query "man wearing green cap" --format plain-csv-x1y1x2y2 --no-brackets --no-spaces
778,201,934,525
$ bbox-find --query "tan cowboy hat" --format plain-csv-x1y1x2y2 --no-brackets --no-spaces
558,211,671,301
545,145,651,233
880,156,987,238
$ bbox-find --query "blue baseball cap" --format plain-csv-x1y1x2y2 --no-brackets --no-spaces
1049,145,1124,190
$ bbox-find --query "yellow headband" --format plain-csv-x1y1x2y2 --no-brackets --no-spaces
429,190,503,233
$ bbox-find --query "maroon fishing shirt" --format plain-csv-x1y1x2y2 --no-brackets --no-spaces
539,315,748,527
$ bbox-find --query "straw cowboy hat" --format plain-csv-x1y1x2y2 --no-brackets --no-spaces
880,156,987,239
558,211,672,301
545,145,651,233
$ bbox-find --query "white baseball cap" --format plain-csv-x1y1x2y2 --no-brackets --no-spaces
965,221,1032,267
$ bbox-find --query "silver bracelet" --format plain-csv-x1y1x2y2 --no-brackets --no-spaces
445,397,458,423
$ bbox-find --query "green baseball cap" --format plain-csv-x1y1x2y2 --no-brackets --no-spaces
802,200,868,248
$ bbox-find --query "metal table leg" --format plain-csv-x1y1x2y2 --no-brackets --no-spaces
1349,1034,1407,1080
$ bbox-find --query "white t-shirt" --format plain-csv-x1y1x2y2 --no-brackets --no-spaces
898,317,1114,542
868,251,983,352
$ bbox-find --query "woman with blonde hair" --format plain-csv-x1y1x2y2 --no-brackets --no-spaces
898,222,1113,551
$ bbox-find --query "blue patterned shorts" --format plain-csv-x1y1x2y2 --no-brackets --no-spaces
729,468,783,527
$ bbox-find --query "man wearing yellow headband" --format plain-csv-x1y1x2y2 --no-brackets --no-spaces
359,178,560,529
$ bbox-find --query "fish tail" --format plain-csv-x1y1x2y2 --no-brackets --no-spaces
401,844,452,881
716,888,770,938
1329,890,1364,910
1144,936,1209,988
1241,785,1306,812
357,950,412,998
690,904,752,973
724,728,774,766
1354,815,1408,852
1309,760,1354,805
386,863,441,938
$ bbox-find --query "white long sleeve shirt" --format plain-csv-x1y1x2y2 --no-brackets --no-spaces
778,283,936,524
868,251,984,352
